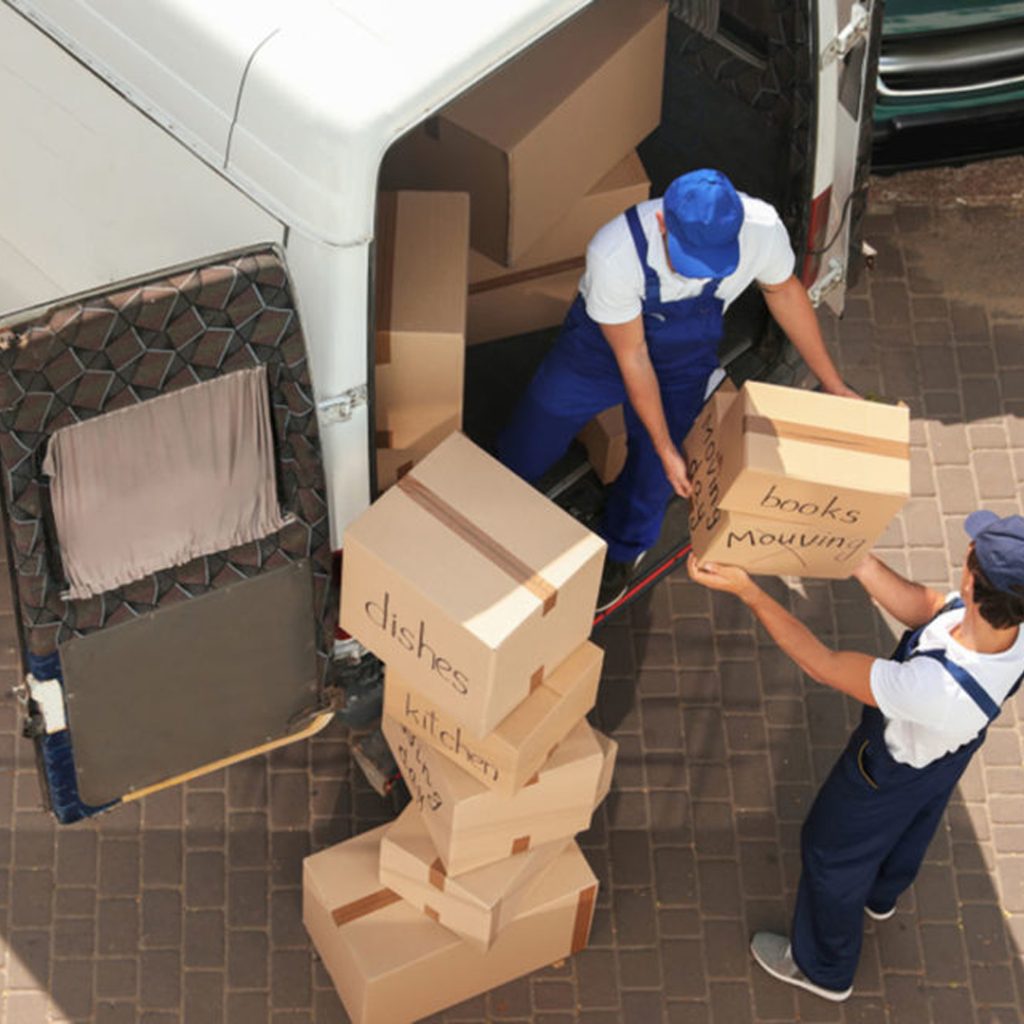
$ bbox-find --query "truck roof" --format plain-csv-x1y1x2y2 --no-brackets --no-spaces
9,0,591,245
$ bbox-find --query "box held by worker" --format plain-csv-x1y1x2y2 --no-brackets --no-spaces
382,714,614,876
379,803,571,951
341,432,606,737
304,825,597,1024
383,639,602,795
380,0,666,264
684,382,910,579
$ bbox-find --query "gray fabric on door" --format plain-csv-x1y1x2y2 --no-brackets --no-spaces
43,365,288,600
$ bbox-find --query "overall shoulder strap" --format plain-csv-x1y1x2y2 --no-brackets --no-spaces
912,648,1001,721
624,205,661,304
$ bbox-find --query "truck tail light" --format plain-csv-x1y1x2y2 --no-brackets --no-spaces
800,185,833,288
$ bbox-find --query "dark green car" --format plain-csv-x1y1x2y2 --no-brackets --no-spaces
874,0,1024,170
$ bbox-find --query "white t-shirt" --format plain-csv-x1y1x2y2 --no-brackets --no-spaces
579,195,796,325
870,594,1024,768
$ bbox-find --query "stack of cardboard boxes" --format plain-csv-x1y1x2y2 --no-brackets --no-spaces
304,431,615,1023
683,381,912,578
376,0,668,489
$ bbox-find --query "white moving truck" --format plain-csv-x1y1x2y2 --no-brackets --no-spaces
0,0,879,819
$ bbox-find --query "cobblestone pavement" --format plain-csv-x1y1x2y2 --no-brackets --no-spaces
2,173,1024,1023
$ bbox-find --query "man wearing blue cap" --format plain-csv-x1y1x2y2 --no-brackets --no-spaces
688,511,1024,1001
497,168,854,611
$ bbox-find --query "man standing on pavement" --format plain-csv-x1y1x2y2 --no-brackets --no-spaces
497,168,856,612
688,511,1024,1001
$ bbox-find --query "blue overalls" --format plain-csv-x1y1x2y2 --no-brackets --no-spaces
792,598,1024,992
497,205,725,562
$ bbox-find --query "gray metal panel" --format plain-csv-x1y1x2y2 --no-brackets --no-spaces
60,560,319,807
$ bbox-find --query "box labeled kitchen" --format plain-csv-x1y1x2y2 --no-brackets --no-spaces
383,640,603,795
341,432,606,737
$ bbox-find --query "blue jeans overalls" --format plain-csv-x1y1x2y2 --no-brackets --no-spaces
497,205,724,562
792,598,1024,992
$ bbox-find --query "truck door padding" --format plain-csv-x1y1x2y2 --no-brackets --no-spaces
0,249,337,820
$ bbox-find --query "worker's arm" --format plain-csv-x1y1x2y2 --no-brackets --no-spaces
688,555,877,705
600,317,691,498
852,553,947,629
760,276,858,398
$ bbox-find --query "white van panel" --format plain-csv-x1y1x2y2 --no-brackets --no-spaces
0,3,284,316
283,232,370,402
319,411,371,551
232,0,591,245
4,0,283,162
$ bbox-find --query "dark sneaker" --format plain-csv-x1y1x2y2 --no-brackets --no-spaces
595,552,645,613
750,932,852,1003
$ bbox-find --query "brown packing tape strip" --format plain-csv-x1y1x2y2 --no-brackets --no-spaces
744,414,910,461
374,191,398,363
428,857,447,892
511,835,531,855
424,905,440,923
571,884,598,954
332,888,402,927
398,474,558,615
468,256,586,296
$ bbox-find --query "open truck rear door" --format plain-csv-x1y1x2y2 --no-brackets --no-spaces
803,0,883,314
0,250,337,822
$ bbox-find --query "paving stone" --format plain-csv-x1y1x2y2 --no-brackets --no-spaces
141,889,182,948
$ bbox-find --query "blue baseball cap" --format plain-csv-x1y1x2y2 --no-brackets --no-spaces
965,511,1024,594
662,169,744,279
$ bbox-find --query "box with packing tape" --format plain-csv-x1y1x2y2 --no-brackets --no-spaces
341,432,606,737
380,0,666,265
383,640,603,796
304,824,597,1024
383,714,616,876
379,803,571,952
466,151,651,346
684,381,910,578
374,190,470,489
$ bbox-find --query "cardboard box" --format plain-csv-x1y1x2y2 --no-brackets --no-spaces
578,405,627,484
341,432,606,737
374,191,469,486
684,382,910,578
380,0,666,264
379,804,571,951
304,825,597,1024
376,412,459,491
469,150,650,279
383,714,615,876
466,259,581,347
383,640,603,796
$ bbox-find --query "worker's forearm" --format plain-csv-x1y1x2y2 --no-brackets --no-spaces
618,350,673,457
853,553,946,628
762,278,845,393
742,588,877,705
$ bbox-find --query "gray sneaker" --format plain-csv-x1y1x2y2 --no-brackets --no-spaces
865,904,896,921
749,932,852,1003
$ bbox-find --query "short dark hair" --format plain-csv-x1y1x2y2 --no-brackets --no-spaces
968,548,1024,630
